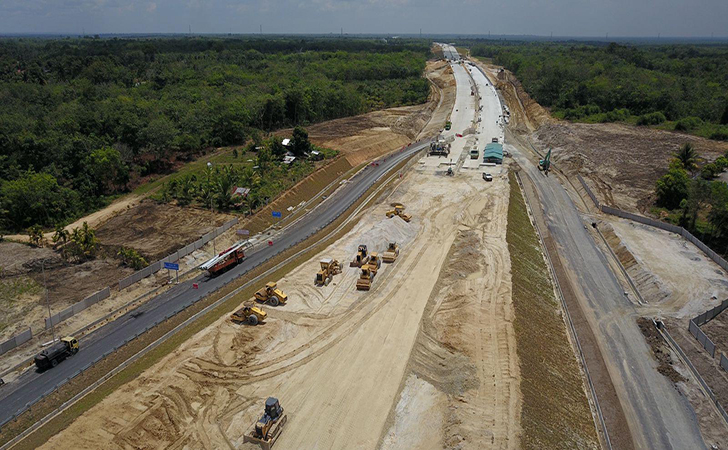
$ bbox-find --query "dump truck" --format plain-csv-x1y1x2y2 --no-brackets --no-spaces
231,304,267,325
382,242,400,263
315,258,342,286
199,241,252,276
356,266,376,291
34,336,78,370
350,245,370,268
254,282,288,306
243,397,288,450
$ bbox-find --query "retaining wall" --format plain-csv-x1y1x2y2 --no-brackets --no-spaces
45,287,111,330
0,328,32,356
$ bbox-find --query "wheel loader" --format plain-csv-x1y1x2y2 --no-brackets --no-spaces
356,266,375,291
231,304,267,325
254,282,288,307
382,242,399,263
315,258,342,286
350,244,370,268
243,397,288,450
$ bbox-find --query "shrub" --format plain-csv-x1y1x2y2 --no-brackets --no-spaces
655,159,690,209
674,116,703,131
117,247,148,270
636,112,666,126
710,128,728,141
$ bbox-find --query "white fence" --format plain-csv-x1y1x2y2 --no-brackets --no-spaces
0,328,32,356
45,287,111,329
118,218,239,290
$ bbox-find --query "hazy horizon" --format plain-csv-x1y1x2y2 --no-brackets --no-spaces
0,0,725,38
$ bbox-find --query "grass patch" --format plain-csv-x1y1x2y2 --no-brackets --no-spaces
507,172,598,449
0,276,43,304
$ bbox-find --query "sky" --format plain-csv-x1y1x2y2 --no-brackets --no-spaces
0,0,725,37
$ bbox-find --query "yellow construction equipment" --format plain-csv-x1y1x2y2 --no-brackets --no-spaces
315,258,342,286
367,252,382,275
356,266,375,291
350,244,370,268
386,203,412,223
382,242,400,263
231,304,267,325
243,397,288,450
254,282,288,307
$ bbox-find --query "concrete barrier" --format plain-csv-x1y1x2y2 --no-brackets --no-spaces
45,287,111,329
0,328,32,356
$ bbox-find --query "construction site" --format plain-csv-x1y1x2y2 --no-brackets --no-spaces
3,42,728,450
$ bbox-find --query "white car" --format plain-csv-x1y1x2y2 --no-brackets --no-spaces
483,173,493,182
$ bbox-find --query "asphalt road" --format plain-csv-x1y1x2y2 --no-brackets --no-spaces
496,98,706,448
0,139,431,427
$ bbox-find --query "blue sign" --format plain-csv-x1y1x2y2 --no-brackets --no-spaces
272,211,282,218
164,262,179,271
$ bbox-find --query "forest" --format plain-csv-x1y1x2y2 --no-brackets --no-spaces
0,37,431,232
469,41,728,139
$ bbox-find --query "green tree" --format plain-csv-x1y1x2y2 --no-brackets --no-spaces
708,182,728,238
85,146,129,194
675,143,698,172
68,222,98,261
52,224,70,247
27,225,44,248
290,126,312,157
0,171,81,230
655,159,690,209
117,247,148,269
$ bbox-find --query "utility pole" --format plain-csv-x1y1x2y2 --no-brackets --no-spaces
341,27,343,37
42,260,56,343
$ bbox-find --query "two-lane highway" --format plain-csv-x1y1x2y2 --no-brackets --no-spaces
0,139,431,427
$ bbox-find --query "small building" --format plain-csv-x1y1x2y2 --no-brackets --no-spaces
483,143,503,164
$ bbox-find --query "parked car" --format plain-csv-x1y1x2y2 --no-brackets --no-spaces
483,173,493,182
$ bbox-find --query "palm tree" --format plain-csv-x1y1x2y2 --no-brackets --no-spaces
675,143,697,172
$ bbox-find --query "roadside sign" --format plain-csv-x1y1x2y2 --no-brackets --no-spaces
272,211,282,218
236,229,250,236
164,262,179,271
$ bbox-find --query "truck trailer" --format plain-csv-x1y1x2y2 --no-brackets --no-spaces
199,241,252,276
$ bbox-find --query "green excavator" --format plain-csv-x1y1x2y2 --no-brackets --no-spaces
538,149,551,175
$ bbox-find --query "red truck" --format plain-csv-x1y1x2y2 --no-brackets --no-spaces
199,241,252,276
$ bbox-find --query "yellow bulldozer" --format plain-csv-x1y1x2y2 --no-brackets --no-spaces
315,258,342,286
356,266,376,291
243,397,288,450
231,304,267,325
254,282,288,307
350,244,370,268
382,242,400,263
386,203,412,223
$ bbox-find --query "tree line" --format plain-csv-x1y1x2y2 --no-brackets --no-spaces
468,41,728,140
0,37,432,232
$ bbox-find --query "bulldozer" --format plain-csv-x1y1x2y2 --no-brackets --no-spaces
386,203,411,223
382,242,399,263
315,258,342,286
356,266,376,291
350,244,370,268
231,304,267,325
243,397,288,450
254,282,288,307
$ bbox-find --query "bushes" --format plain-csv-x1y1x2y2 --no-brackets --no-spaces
674,116,703,131
655,159,690,209
636,112,667,126
117,248,148,270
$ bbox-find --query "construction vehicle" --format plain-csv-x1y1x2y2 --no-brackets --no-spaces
356,266,376,291
446,166,454,176
386,203,412,223
492,137,499,143
199,241,252,276
315,258,341,286
538,149,552,175
231,304,267,325
469,149,479,159
445,121,452,131
34,336,78,370
254,282,288,306
382,242,400,263
243,397,288,450
367,252,382,275
350,244,370,268
428,139,451,157
483,173,493,182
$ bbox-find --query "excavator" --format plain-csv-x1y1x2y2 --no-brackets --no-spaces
538,149,551,176
382,242,399,263
254,282,288,306
315,258,342,286
243,397,288,450
350,244,370,268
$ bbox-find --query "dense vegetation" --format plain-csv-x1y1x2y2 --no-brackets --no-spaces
470,41,728,139
654,143,728,255
0,37,431,232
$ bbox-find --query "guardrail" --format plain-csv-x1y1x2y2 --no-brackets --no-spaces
0,140,431,440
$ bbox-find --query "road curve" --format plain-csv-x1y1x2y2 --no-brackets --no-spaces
0,139,432,428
